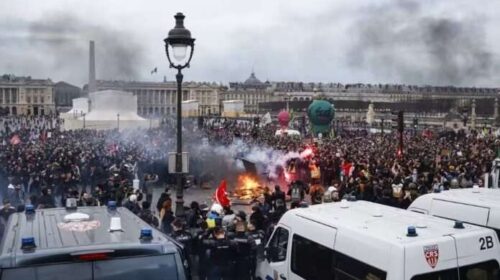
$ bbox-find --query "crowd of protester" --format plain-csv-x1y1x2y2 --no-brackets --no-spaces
202,117,499,208
0,114,499,279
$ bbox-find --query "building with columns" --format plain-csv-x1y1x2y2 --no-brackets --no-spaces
225,72,273,113
84,80,224,117
0,74,55,116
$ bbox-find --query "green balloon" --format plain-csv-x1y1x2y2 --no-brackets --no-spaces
307,100,335,136
308,100,335,125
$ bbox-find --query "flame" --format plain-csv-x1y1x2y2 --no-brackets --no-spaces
234,174,263,201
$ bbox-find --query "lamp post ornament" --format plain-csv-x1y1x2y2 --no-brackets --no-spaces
164,12,195,218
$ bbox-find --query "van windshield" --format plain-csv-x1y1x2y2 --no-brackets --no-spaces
411,260,499,280
0,254,179,280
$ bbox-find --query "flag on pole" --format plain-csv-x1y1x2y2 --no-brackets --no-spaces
261,112,272,126
213,180,231,207
341,162,354,177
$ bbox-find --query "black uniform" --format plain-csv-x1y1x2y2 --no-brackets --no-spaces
248,229,266,261
171,229,194,256
171,229,194,279
194,230,211,280
230,231,255,280
204,236,236,280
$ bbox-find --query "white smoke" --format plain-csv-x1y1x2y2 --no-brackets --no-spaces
193,139,310,180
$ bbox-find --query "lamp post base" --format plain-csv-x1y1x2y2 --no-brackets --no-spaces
175,172,185,218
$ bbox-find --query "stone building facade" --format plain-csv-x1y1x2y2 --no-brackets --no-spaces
0,74,55,116
85,80,224,117
225,72,273,113
268,82,498,113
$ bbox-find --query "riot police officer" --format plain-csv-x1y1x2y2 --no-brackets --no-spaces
170,219,194,279
229,219,255,280
193,221,211,280
247,221,265,278
203,226,236,280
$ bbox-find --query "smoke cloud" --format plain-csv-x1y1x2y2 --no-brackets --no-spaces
347,0,498,86
112,122,308,190
8,12,147,84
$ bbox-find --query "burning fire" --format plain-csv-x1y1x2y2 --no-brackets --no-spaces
234,174,265,201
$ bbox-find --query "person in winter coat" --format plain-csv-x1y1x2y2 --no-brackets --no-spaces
138,201,159,228
123,194,140,214
160,200,175,234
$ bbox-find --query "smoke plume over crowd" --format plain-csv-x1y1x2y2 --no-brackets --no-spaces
347,0,498,86
29,13,146,82
0,12,147,84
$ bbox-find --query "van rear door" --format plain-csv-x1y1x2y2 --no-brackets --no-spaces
431,199,490,227
454,229,500,275
405,235,458,279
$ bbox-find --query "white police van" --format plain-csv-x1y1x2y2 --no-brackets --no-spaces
408,188,500,238
256,200,500,280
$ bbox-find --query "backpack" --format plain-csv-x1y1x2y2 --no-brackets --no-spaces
139,210,159,228
312,190,323,204
291,185,301,203
323,191,333,203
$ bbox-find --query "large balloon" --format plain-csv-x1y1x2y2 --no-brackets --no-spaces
307,100,335,135
277,111,290,128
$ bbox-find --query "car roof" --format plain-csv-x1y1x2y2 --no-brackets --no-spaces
281,200,491,247
414,188,500,209
0,207,178,266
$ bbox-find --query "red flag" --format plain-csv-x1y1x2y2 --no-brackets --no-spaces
9,134,21,145
214,180,231,208
342,162,354,177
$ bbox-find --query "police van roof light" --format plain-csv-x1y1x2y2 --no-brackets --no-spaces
107,201,117,210
140,228,153,241
454,221,465,229
25,204,35,215
340,199,349,209
407,226,418,237
21,237,36,251
472,185,480,193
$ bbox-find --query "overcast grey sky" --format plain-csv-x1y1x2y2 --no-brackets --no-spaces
0,0,499,87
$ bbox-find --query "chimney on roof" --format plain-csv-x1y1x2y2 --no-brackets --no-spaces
88,41,96,94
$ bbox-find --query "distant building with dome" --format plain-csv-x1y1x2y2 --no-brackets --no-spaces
225,71,273,113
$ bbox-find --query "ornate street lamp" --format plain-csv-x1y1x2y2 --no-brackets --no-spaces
164,12,195,217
